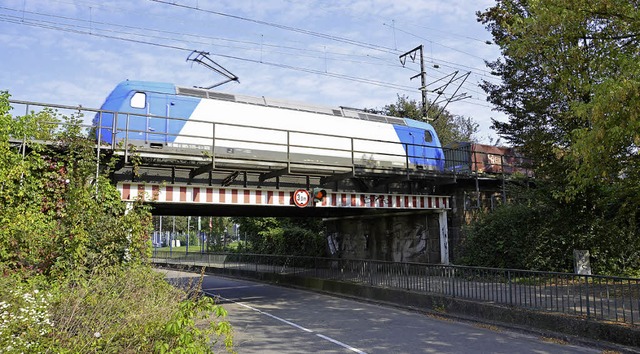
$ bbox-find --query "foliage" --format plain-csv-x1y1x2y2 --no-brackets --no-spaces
207,217,235,251
158,291,233,354
233,217,327,256
460,182,640,275
0,266,233,353
152,216,214,249
0,276,53,353
472,0,640,274
0,93,152,277
0,93,233,352
479,0,640,197
367,94,479,145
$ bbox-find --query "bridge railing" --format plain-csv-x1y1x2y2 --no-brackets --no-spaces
152,250,640,326
8,99,533,178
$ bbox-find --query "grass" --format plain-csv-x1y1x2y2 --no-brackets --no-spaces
153,241,250,254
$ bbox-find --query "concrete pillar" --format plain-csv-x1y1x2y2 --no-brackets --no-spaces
438,211,449,265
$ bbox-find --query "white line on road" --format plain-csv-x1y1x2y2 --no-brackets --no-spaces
204,290,367,354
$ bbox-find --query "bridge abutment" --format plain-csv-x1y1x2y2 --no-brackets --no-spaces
325,211,448,264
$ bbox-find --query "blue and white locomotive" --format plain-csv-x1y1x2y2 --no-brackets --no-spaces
95,80,444,171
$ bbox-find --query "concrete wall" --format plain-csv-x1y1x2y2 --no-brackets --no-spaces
324,212,444,263
323,178,524,265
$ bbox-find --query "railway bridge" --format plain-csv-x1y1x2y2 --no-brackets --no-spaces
9,98,532,265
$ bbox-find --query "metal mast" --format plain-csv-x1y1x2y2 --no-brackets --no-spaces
399,45,427,121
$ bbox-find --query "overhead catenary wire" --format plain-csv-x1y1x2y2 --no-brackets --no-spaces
149,0,400,55
3,1,502,85
0,2,501,111
0,12,417,92
42,0,503,84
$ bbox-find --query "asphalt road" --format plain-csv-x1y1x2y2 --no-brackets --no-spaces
159,269,606,354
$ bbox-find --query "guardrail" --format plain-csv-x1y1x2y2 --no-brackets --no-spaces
8,99,533,178
153,251,640,326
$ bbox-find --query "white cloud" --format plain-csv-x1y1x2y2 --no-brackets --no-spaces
0,0,503,141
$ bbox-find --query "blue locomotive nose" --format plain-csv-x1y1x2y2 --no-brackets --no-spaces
395,119,444,171
94,81,199,146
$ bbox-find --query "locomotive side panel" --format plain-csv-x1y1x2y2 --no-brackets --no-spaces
176,98,409,168
97,81,446,171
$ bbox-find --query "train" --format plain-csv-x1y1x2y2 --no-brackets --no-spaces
94,80,530,176
444,142,533,176
94,80,445,171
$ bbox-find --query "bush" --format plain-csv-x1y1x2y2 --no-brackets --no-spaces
459,182,640,275
0,276,53,353
0,265,233,353
0,92,234,352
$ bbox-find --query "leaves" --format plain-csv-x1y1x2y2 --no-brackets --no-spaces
0,93,152,277
367,95,479,145
233,217,327,256
0,94,233,352
470,0,640,275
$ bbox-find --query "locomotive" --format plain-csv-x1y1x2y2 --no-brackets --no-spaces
94,80,445,172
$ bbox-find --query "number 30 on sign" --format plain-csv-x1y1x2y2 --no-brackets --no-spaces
293,189,310,208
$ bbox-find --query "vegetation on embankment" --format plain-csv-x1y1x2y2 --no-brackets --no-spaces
0,92,233,353
460,1,640,276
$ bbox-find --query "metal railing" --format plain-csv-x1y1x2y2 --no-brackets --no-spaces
152,251,640,326
8,99,534,178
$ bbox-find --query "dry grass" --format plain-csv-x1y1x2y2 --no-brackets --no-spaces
539,336,568,345
473,323,501,332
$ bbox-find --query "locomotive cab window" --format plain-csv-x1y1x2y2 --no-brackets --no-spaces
130,92,146,109
424,130,434,143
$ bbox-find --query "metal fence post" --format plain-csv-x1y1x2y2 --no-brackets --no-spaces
508,270,513,306
586,275,591,319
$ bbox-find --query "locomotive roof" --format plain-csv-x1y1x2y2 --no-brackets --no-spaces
174,85,409,127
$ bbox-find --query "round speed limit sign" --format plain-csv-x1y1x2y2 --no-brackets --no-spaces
293,189,310,208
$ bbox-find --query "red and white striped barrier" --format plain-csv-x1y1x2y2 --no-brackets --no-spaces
117,183,450,210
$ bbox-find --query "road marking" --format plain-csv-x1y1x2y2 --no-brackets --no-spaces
315,333,367,353
204,290,367,354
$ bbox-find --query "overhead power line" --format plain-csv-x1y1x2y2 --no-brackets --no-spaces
0,2,500,111
149,0,399,55
0,11,416,92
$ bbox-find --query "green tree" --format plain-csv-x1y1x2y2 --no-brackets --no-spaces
478,0,640,195
459,181,640,273
472,0,640,274
368,95,479,145
233,217,326,256
0,93,152,276
0,93,234,352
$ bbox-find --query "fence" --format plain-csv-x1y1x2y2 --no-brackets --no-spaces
8,99,533,178
152,251,640,326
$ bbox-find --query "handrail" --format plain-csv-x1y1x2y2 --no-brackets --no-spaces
152,250,639,326
8,99,534,177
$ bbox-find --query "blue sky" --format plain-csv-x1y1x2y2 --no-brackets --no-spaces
0,0,504,142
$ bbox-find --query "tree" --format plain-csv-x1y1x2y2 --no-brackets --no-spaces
471,0,640,274
0,92,152,276
478,0,640,195
0,93,234,352
233,217,326,256
368,95,479,146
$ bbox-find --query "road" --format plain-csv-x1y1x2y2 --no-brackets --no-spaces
159,269,605,354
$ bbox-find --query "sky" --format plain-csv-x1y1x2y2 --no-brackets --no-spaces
0,0,505,142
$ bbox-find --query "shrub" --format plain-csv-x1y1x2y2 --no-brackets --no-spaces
0,276,53,353
0,265,233,353
0,92,233,352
